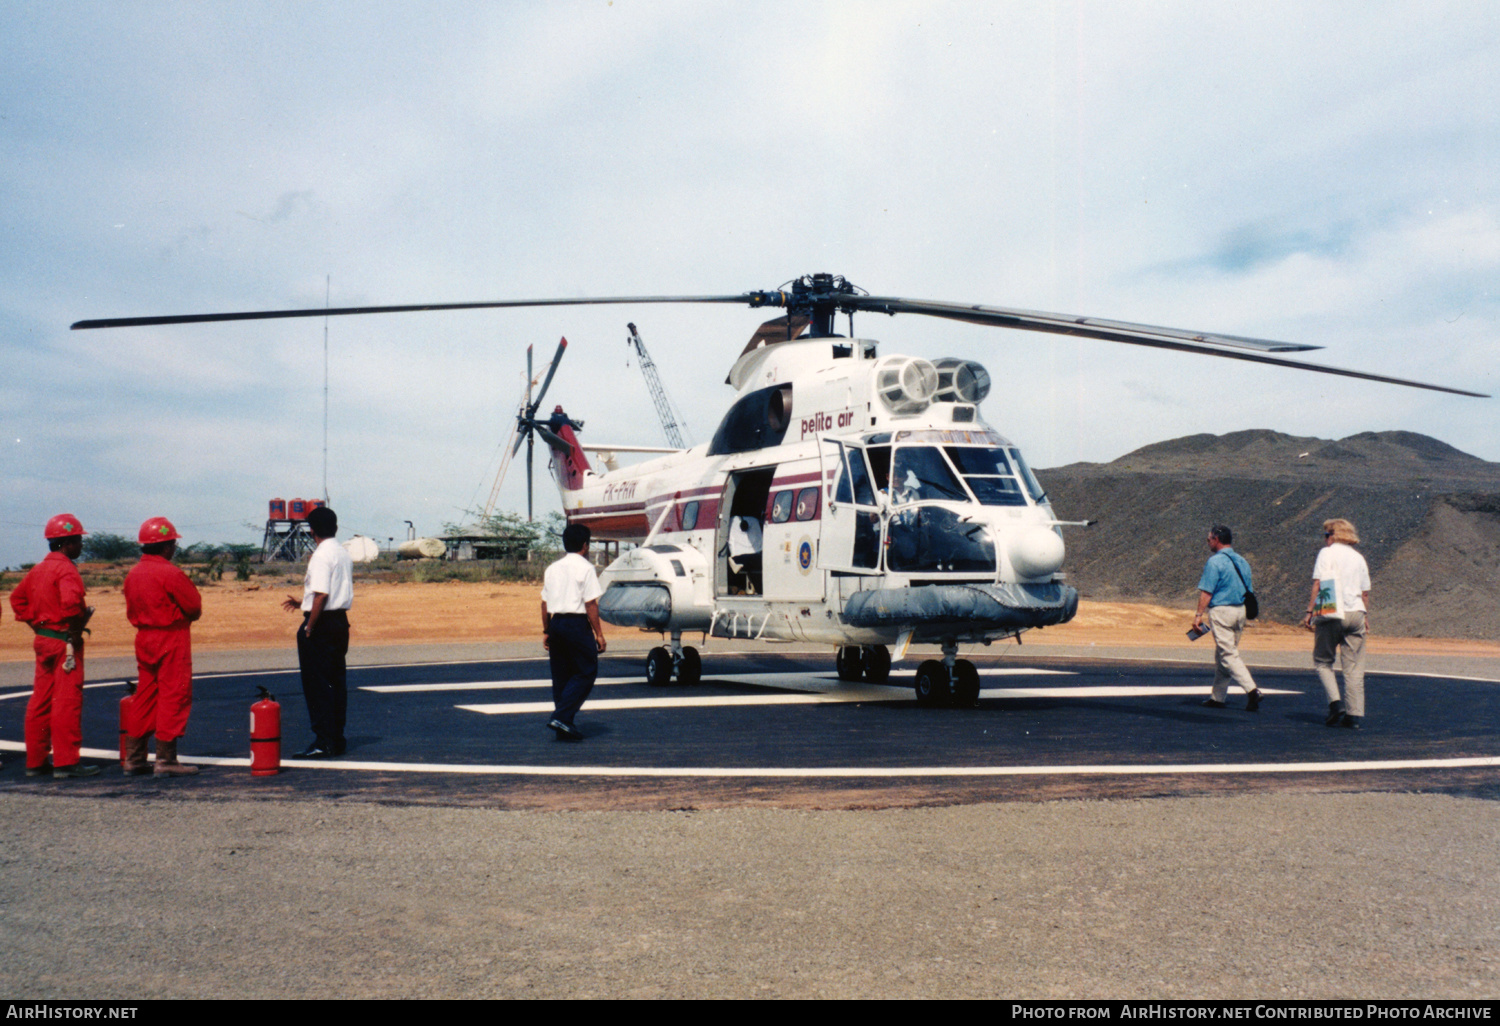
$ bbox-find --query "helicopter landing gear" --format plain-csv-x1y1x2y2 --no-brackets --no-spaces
835,646,863,682
646,634,701,686
914,660,950,706
913,641,980,707
952,659,981,708
836,645,891,684
645,646,673,686
678,645,702,687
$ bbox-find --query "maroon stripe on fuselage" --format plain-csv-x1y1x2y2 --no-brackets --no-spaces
569,509,652,539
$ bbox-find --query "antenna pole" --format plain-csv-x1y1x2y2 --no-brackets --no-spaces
322,275,330,503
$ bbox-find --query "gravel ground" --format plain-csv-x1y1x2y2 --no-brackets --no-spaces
2,790,1496,999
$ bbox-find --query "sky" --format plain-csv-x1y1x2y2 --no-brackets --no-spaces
3,0,1497,568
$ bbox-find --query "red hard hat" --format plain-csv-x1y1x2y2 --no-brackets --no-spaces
138,516,182,544
43,514,86,539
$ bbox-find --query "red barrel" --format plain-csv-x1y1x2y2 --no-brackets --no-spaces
269,497,287,520
288,498,308,520
250,688,281,776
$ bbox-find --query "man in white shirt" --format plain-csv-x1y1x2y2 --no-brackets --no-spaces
281,506,354,757
1303,517,1372,729
540,523,607,741
727,515,763,594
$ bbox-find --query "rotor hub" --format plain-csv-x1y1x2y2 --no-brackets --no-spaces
749,273,865,337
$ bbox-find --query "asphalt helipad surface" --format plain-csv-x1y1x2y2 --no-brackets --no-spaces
4,642,1498,806
4,642,1499,999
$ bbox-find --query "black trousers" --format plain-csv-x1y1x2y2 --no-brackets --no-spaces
297,610,349,748
547,615,597,726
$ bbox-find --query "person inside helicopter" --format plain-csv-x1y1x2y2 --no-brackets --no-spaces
727,514,763,594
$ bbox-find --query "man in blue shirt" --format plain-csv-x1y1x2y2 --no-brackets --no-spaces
1191,524,1263,711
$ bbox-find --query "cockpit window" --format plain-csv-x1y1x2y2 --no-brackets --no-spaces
946,446,1012,477
847,448,877,506
945,446,1027,507
891,446,969,504
866,445,891,491
834,446,878,507
1009,448,1047,503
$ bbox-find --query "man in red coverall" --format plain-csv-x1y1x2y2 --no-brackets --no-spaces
8,513,99,779
122,516,203,776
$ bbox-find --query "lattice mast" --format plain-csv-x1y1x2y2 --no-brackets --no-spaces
626,322,688,449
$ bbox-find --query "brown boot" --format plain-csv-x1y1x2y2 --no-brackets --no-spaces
122,735,152,776
153,737,200,776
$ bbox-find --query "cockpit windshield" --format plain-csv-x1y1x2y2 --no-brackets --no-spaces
945,446,1026,506
891,447,968,504
878,444,1036,508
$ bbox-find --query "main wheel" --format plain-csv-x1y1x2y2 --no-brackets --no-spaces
677,646,702,687
835,645,865,682
862,645,892,684
645,646,673,687
952,659,981,708
914,660,951,706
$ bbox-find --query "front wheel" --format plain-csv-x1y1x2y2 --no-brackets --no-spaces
862,645,892,684
645,646,673,687
677,646,702,687
835,645,865,682
952,659,981,707
914,660,951,706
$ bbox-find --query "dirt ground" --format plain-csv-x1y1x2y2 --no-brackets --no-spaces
3,575,1495,662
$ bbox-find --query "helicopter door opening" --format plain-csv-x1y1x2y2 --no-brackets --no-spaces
717,466,776,597
817,439,883,574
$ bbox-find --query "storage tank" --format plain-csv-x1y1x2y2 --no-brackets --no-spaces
288,498,308,520
343,535,381,563
269,498,287,520
397,537,447,559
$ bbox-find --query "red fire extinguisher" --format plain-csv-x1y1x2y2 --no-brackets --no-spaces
119,680,137,766
250,686,281,776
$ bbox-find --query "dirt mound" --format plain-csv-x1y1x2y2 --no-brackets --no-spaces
1038,430,1500,639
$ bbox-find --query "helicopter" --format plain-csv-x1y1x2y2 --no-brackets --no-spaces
73,273,1486,706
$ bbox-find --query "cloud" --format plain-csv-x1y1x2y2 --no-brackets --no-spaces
2,1,1497,568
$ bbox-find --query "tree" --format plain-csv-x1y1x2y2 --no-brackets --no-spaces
443,508,566,560
81,532,138,562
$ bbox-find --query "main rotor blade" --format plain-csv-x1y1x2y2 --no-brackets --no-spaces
850,295,1318,353
847,295,1488,397
70,276,1485,397
70,295,755,330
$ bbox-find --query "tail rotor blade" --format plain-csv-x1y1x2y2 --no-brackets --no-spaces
533,424,571,452
531,338,568,411
525,344,534,409
526,430,535,523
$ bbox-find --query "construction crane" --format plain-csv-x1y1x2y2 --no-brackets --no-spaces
626,322,689,449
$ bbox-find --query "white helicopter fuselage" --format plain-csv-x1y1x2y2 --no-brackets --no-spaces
547,332,1080,654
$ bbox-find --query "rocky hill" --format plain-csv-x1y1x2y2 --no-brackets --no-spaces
1035,430,1500,639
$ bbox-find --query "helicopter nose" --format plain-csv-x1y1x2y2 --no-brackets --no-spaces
1008,527,1065,579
